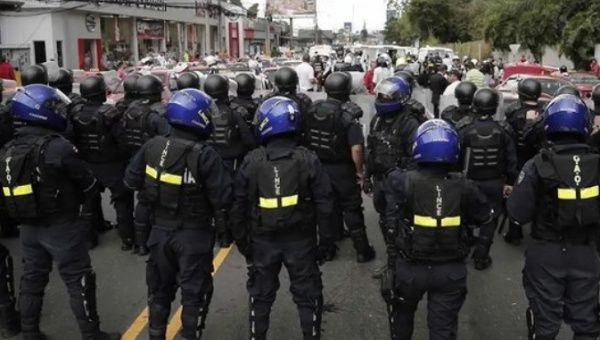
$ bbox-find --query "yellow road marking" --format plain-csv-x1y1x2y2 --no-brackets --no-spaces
122,245,234,340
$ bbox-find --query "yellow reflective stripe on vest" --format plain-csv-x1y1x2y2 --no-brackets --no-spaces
159,173,182,185
2,184,33,197
581,186,599,199
145,165,158,179
145,165,182,185
414,215,461,228
557,186,600,200
259,195,299,209
441,216,461,227
281,195,298,207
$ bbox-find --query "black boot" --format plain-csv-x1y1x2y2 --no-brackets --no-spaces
149,327,166,340
121,238,134,251
21,317,45,340
503,222,523,246
0,302,19,338
134,229,150,256
350,230,376,263
149,303,170,340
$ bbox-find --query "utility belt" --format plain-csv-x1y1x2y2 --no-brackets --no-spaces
251,223,315,240
153,210,212,231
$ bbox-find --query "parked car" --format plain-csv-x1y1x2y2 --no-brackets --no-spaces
501,64,557,81
568,72,600,99
496,74,573,108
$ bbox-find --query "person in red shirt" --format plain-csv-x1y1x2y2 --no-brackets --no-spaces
0,56,15,81
363,60,377,94
591,58,600,78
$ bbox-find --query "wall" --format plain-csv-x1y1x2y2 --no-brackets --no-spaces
0,13,53,63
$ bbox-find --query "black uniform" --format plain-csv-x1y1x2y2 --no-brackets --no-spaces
441,105,472,127
124,128,231,340
366,109,420,216
383,167,494,340
0,104,17,237
304,98,374,257
231,96,259,127
507,143,600,340
263,91,313,117
230,137,334,340
505,101,545,169
0,243,19,337
119,99,171,253
0,126,114,338
456,116,518,263
71,101,134,248
208,101,255,174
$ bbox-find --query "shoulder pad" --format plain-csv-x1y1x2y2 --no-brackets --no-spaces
455,116,473,131
99,104,120,119
498,120,514,134
341,101,364,119
230,102,248,115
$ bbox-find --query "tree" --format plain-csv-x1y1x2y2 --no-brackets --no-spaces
384,14,418,46
361,21,368,42
405,0,473,43
560,3,600,69
247,3,259,18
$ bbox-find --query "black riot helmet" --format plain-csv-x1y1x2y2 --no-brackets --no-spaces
80,75,107,102
592,84,600,106
177,72,201,90
325,72,352,101
274,67,299,93
455,81,477,106
136,75,163,100
559,65,568,73
518,78,542,101
472,88,499,116
235,73,256,97
21,65,48,86
49,68,73,94
555,84,580,98
123,73,141,99
204,74,229,101
394,70,415,89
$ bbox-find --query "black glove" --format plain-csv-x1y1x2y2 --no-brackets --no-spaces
472,242,492,271
214,210,232,248
316,243,337,265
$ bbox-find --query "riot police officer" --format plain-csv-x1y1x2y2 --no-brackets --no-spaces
72,75,134,251
124,89,231,340
176,72,200,90
203,74,255,247
119,74,171,255
115,73,141,115
0,244,18,338
395,70,428,123
456,88,517,269
231,96,334,340
0,82,17,237
49,68,85,108
264,67,313,115
21,65,48,87
231,73,259,126
364,76,421,271
0,84,119,339
441,81,477,126
382,119,495,340
304,72,375,262
507,94,600,340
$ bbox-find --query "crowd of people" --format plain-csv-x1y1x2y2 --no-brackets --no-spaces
0,56,598,340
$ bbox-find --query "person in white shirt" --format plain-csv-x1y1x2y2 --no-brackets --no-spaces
443,70,462,96
373,57,393,86
295,54,315,92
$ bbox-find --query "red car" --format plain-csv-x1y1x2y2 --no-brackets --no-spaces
496,74,573,108
567,72,600,99
501,64,558,81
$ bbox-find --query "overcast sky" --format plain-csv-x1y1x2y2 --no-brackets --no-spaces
241,0,387,31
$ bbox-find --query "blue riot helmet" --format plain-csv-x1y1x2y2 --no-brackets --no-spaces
412,119,460,164
375,76,412,117
544,94,591,139
166,89,214,138
11,84,70,131
255,96,301,142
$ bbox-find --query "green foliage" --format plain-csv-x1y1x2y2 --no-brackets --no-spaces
561,3,600,69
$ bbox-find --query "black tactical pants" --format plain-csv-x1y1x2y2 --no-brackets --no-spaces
0,243,14,305
146,227,214,340
322,162,371,250
373,175,387,216
85,162,134,245
385,259,467,340
523,239,600,340
19,217,101,336
473,178,503,241
248,233,323,339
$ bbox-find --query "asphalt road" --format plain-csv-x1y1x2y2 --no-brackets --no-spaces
2,93,576,340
